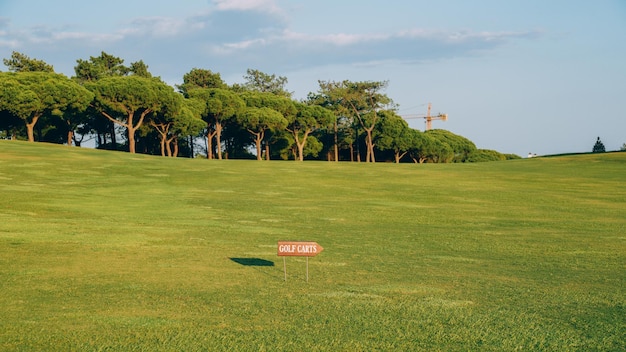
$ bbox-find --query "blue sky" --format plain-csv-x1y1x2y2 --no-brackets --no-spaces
1,0,625,156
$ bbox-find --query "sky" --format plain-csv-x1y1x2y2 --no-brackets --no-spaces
1,0,625,156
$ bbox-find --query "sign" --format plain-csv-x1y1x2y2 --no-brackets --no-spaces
277,241,324,282
277,241,324,257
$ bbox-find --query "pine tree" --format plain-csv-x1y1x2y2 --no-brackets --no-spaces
592,137,606,153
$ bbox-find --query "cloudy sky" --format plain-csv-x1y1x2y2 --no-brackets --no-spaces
1,0,625,156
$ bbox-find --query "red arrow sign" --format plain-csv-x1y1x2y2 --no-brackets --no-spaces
277,241,324,257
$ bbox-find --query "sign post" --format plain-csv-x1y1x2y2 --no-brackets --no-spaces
277,241,324,282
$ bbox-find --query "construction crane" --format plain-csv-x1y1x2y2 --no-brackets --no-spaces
402,103,448,130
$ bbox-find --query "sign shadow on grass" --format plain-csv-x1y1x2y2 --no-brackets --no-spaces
230,257,275,267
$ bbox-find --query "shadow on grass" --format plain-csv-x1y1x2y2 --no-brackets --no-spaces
230,258,275,267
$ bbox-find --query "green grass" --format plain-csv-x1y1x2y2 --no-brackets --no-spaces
0,140,624,351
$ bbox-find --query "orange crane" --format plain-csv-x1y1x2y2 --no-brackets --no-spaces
402,103,448,130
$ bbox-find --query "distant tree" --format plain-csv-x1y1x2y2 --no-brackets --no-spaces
237,69,291,97
0,72,93,142
128,60,152,78
55,93,96,146
150,98,205,157
466,149,507,162
317,80,392,162
3,51,54,72
87,76,178,153
288,102,335,161
310,82,356,161
236,106,287,160
177,68,226,97
221,120,256,159
189,88,245,159
240,91,295,160
375,110,414,163
173,104,207,157
73,52,155,149
621,143,626,151
409,131,453,163
426,129,477,162
503,153,522,160
73,52,130,82
592,137,606,153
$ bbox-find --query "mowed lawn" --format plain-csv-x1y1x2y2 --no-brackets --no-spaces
0,140,624,351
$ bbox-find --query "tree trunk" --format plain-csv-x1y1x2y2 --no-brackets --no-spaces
215,122,223,160
349,143,354,162
166,135,177,157
251,130,263,160
166,138,172,156
128,126,137,154
173,137,179,157
151,122,169,157
291,129,309,162
67,130,74,146
295,130,310,161
364,128,375,163
333,121,339,162
131,110,150,154
159,131,167,156
395,151,407,163
25,115,40,142
206,130,217,159
296,144,304,161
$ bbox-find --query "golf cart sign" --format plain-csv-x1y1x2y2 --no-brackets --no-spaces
277,241,323,281
277,241,323,256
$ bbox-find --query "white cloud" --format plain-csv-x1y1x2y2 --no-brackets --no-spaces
282,30,389,46
212,0,283,14
0,0,541,83
221,38,267,51
0,39,18,48
126,17,187,37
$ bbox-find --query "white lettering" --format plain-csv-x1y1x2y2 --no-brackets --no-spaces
278,244,297,253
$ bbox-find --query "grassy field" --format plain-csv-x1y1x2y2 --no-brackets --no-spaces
0,140,624,351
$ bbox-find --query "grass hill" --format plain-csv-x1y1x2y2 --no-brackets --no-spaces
0,140,624,351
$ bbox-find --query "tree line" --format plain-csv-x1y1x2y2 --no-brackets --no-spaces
0,51,520,162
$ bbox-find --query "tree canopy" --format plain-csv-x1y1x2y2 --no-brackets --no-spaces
189,88,245,159
237,69,291,97
376,111,414,163
178,68,226,97
0,71,93,142
0,51,519,162
3,51,54,72
288,102,335,161
87,76,179,153
426,129,477,162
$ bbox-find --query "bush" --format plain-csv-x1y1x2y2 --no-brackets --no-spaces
467,149,507,162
